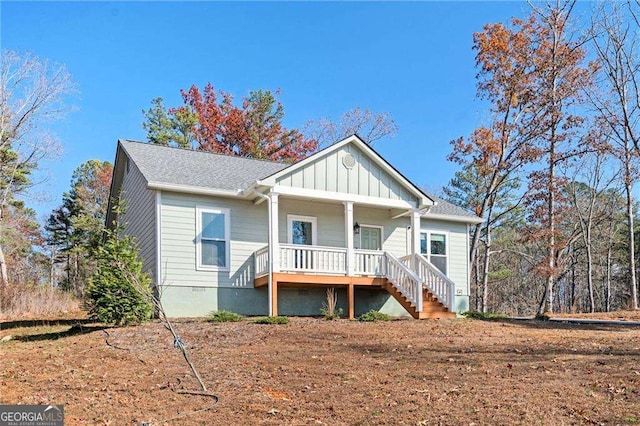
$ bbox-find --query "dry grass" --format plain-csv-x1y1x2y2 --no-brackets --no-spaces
0,284,80,320
1,315,639,425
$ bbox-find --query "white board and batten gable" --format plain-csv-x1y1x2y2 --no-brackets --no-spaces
258,135,434,210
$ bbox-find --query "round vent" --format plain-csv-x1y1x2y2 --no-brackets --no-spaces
342,153,356,169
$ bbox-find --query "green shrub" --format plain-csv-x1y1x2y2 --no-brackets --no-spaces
206,310,244,322
85,230,153,326
461,311,508,320
357,310,391,322
253,316,288,324
321,306,344,320
320,288,343,320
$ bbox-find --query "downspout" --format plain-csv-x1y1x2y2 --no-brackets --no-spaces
253,191,273,316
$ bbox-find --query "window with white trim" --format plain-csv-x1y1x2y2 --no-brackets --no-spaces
287,215,317,245
196,207,230,270
420,231,448,275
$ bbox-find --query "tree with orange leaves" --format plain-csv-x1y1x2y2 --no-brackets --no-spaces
144,84,317,163
449,1,594,314
447,14,542,312
523,1,593,314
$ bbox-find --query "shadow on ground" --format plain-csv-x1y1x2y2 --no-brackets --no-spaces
499,317,640,331
10,324,109,342
0,318,93,331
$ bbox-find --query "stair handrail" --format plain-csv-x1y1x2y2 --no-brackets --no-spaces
384,252,423,313
412,253,456,312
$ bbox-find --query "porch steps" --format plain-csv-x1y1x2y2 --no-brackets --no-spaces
383,280,456,320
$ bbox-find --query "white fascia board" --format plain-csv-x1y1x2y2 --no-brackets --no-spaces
147,181,245,198
422,212,485,224
271,184,415,209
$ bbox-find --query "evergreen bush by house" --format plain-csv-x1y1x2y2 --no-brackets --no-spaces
85,230,153,325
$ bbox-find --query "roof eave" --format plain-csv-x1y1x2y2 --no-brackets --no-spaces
422,212,484,224
147,181,246,198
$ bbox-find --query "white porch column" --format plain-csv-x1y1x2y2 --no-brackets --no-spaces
411,209,421,255
344,201,354,276
267,192,280,317
270,192,280,273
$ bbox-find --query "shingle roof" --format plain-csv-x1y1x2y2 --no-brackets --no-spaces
423,191,478,218
119,140,288,192
118,139,480,221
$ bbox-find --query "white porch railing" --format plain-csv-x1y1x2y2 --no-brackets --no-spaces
280,244,347,274
254,245,269,277
385,252,423,312
354,249,386,276
253,244,455,315
401,253,455,312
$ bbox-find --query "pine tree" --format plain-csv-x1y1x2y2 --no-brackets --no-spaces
85,229,152,325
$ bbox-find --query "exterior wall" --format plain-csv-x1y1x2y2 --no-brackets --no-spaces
421,219,470,313
278,198,345,246
353,205,410,257
277,198,412,256
120,160,157,282
159,191,268,316
156,191,470,316
275,143,417,204
160,191,268,288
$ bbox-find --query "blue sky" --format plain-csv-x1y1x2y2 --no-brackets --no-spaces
3,1,551,221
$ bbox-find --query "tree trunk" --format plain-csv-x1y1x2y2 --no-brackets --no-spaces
544,144,556,314
0,213,7,285
570,243,576,314
481,201,495,313
625,167,638,310
586,226,595,313
0,243,7,285
475,250,481,311
605,223,615,312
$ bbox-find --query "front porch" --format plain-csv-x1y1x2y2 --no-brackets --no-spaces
254,243,456,319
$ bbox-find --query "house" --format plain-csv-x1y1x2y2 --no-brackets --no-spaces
106,135,483,319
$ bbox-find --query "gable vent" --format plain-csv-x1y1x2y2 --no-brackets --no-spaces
342,153,356,169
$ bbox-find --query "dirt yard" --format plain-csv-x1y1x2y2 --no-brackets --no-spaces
1,314,639,425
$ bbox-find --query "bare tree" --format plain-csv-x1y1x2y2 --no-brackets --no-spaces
304,107,398,147
589,1,640,309
567,151,618,312
0,50,74,284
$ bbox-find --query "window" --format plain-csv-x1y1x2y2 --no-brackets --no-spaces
420,231,448,275
196,207,230,270
287,215,317,245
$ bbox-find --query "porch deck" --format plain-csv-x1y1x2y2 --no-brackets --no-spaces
254,244,456,319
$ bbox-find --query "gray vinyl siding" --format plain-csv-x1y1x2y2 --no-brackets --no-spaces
353,206,410,257
276,144,418,204
421,219,470,309
157,192,470,315
278,199,345,246
278,199,411,258
119,161,157,282
159,191,268,288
